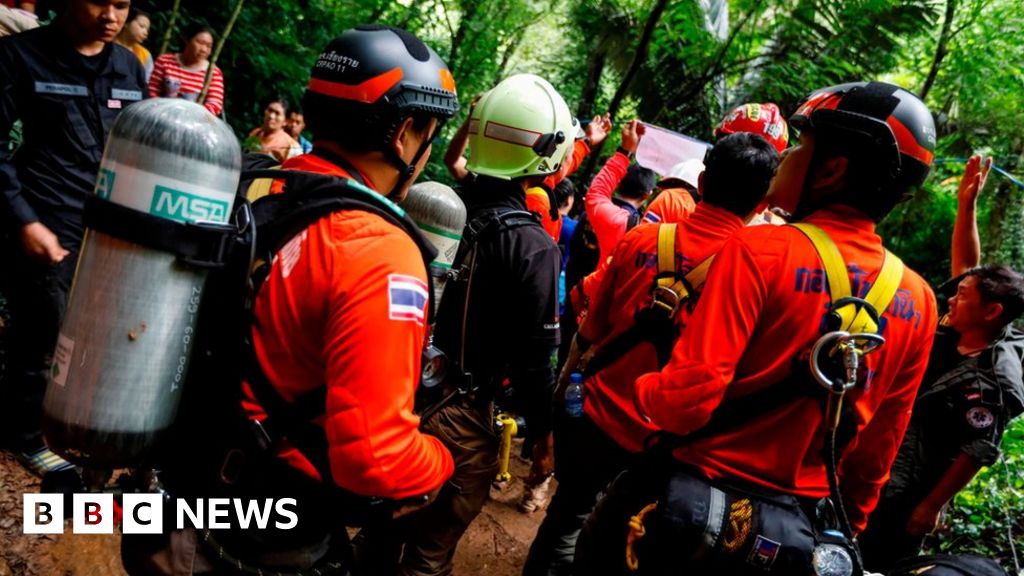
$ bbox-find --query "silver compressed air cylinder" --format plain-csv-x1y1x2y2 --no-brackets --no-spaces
402,181,467,306
42,98,241,467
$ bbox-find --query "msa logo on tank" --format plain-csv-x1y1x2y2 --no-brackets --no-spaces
151,185,230,223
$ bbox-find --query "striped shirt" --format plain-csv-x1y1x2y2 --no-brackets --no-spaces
148,52,224,116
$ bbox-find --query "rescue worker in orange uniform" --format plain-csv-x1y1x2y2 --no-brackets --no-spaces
575,81,940,576
121,26,459,575
522,132,780,576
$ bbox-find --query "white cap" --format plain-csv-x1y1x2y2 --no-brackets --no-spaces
659,158,704,190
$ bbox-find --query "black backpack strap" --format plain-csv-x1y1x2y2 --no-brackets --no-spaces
429,208,540,400
626,211,641,231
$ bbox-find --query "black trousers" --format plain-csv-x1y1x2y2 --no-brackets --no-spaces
575,463,818,576
0,229,80,451
522,412,638,576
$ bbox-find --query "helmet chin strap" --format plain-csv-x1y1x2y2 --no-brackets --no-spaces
386,122,444,199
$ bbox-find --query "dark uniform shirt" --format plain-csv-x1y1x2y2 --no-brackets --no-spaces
434,176,561,436
0,25,146,242
883,324,1024,503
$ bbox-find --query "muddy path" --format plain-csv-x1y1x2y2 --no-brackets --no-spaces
0,450,547,576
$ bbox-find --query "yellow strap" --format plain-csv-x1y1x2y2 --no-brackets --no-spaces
792,223,850,307
653,223,715,312
246,178,275,202
656,223,677,278
792,223,904,334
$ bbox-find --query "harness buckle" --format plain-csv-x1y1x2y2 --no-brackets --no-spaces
650,285,681,316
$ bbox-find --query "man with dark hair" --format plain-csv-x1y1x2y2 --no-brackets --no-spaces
576,81,940,576
0,0,145,475
284,105,312,154
523,132,780,576
860,155,1024,571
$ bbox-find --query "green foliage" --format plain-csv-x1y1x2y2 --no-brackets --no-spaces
925,417,1024,571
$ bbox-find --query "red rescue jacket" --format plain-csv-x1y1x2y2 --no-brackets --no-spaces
635,205,938,532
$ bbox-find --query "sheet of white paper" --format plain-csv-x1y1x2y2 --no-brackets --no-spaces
635,122,711,176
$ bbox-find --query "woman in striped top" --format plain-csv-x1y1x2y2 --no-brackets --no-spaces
148,24,225,116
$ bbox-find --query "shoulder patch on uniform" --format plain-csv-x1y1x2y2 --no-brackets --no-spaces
966,406,995,429
388,274,428,324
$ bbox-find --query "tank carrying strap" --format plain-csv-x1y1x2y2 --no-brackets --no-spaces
83,195,240,268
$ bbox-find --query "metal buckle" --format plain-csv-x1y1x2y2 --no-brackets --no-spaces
809,331,886,393
650,285,681,315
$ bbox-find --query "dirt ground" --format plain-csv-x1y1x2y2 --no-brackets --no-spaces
0,449,547,576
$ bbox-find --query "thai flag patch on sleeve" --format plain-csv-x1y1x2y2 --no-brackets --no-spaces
388,274,429,324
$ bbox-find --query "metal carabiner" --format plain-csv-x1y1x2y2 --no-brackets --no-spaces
809,331,886,393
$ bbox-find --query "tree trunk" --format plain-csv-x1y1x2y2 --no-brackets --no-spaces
199,0,245,104
605,0,669,122
494,30,526,83
920,0,957,101
577,48,607,119
580,0,670,179
158,0,182,55
448,0,481,73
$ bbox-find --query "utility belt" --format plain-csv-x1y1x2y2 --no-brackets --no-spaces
634,461,846,576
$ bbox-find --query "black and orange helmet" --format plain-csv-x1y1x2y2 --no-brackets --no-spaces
790,81,935,200
303,25,459,150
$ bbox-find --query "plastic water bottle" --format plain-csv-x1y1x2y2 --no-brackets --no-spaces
565,373,584,418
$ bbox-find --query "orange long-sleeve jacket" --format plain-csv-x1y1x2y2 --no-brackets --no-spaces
581,203,744,453
643,187,696,224
246,153,454,500
635,205,938,532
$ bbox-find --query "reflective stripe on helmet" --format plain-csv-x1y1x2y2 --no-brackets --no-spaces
307,67,404,104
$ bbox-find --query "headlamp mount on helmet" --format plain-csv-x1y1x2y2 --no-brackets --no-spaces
532,130,567,159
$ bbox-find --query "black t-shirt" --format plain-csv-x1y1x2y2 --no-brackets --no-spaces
434,177,561,436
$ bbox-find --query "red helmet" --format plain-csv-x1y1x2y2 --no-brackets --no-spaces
790,81,935,205
715,102,789,153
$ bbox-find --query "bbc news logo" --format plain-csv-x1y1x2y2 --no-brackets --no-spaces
24,494,298,534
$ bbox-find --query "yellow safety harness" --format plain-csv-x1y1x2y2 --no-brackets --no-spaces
624,223,905,570
583,223,713,377
650,222,714,315
791,223,904,336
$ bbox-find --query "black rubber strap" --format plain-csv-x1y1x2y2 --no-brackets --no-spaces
83,196,236,268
